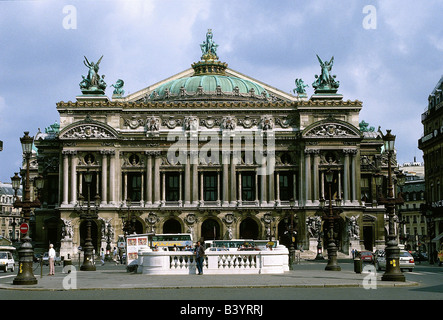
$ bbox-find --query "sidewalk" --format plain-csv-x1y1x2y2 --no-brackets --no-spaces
0,260,419,291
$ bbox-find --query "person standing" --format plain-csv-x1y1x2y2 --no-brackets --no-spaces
100,248,105,266
48,244,56,275
194,241,205,275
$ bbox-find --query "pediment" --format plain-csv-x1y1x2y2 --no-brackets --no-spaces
302,119,361,139
59,116,119,140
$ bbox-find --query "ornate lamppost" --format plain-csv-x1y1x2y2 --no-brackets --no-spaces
286,200,298,270
119,199,138,236
420,203,434,264
314,217,324,260
377,130,405,282
11,132,44,285
320,169,342,271
75,170,100,271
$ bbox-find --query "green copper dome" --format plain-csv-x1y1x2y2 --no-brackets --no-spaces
148,30,269,102
150,74,269,101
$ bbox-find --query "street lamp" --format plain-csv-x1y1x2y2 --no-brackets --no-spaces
323,169,341,271
287,200,297,270
75,170,100,271
120,199,137,236
420,203,434,264
314,216,324,260
11,132,42,285
378,129,405,282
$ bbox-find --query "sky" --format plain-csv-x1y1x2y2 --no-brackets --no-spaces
1,0,443,183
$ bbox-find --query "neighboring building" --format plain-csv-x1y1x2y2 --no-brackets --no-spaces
0,182,22,241
397,162,426,252
32,31,400,258
419,75,443,257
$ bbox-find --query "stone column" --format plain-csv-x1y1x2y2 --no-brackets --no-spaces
350,149,358,204
222,151,229,206
343,150,350,204
312,149,320,204
191,151,199,206
200,172,204,204
62,151,69,205
154,153,161,205
162,171,165,205
238,172,242,205
184,153,191,206
70,151,77,205
101,151,108,205
230,152,237,205
260,171,267,206
145,153,153,205
304,149,312,205
123,172,128,202
109,151,116,205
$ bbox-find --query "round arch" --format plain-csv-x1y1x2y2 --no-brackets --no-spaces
200,218,221,241
163,218,182,234
239,217,260,240
134,218,144,234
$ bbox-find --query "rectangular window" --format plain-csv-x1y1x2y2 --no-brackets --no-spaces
166,173,180,201
360,176,371,203
279,172,293,201
242,172,255,201
127,173,142,202
204,173,217,201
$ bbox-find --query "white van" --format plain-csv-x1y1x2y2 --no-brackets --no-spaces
0,247,15,272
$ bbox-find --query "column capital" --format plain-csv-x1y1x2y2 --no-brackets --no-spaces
62,150,77,155
342,148,358,155
304,148,320,154
100,149,115,155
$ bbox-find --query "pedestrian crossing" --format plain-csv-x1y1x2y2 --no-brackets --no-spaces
408,271,442,276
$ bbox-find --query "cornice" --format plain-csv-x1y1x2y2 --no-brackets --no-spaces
56,99,362,111
56,100,296,110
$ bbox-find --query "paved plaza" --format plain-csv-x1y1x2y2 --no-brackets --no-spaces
0,260,418,291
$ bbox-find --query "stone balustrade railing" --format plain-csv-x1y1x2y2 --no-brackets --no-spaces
137,248,289,275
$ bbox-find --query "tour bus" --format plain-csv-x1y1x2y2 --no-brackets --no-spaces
125,233,193,266
204,239,279,251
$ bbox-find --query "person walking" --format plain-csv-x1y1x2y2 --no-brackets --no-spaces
194,241,205,275
112,247,118,265
48,244,56,275
100,248,105,266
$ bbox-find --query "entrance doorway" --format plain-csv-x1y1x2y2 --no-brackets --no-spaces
200,218,220,241
239,217,259,239
163,219,182,234
363,226,373,251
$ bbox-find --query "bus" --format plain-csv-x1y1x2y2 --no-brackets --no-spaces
150,233,193,249
204,239,280,251
126,233,193,265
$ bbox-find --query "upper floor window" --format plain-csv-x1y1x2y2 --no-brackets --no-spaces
165,173,180,202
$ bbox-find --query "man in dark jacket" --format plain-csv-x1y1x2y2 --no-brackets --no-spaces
194,241,205,275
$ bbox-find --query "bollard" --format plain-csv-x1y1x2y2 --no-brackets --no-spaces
63,259,72,273
354,257,362,274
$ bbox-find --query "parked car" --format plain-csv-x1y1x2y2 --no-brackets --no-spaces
0,250,15,272
42,252,62,266
411,251,428,262
359,250,374,263
376,250,415,272
33,253,43,263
